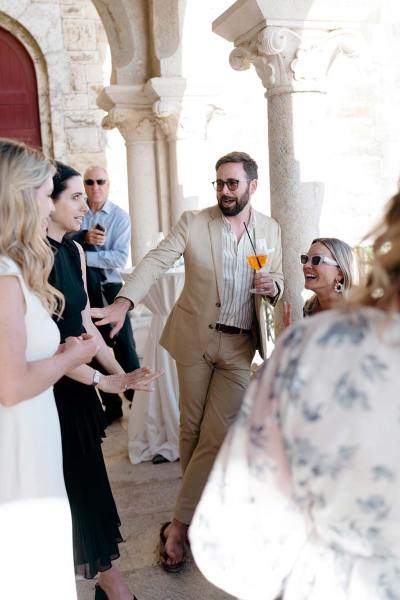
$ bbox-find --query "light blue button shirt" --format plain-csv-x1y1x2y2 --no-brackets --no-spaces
81,199,131,284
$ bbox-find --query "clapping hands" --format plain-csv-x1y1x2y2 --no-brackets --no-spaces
61,334,99,368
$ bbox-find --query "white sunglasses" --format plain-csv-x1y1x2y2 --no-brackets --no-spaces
300,254,338,267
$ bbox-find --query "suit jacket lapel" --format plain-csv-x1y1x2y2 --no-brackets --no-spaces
208,206,224,301
254,209,265,241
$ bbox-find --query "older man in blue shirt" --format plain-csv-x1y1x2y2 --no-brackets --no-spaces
74,165,140,423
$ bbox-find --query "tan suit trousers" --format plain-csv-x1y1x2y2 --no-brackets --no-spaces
174,328,255,524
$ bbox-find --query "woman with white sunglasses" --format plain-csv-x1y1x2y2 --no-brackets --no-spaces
283,237,357,326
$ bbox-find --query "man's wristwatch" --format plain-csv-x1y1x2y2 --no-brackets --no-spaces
92,370,102,387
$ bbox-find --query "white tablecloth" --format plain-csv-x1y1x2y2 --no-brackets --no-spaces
128,268,184,464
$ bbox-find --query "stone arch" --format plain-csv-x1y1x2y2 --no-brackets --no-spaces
150,0,186,77
91,0,189,83
0,11,56,157
91,0,150,84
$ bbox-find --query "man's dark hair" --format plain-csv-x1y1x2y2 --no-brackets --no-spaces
52,161,81,200
215,151,258,180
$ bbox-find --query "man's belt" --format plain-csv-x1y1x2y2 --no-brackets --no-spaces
215,323,251,335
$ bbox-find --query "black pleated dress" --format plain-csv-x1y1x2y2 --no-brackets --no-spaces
48,236,123,579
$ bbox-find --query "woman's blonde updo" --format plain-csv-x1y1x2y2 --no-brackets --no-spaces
0,138,63,314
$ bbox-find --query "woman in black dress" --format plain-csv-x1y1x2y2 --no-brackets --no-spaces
47,163,161,600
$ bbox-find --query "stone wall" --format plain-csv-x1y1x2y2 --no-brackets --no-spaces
61,0,108,171
0,0,108,170
1,0,399,249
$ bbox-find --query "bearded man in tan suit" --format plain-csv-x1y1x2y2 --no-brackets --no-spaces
92,151,284,572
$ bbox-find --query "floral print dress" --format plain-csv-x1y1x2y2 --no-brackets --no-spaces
189,307,400,600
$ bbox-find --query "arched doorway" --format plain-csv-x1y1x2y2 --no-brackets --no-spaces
0,26,41,147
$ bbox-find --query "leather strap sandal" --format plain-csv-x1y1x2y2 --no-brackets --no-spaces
159,521,187,573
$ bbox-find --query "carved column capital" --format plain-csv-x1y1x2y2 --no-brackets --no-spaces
145,76,185,123
152,97,182,120
97,81,216,144
230,26,362,96
97,82,180,144
156,101,218,142
101,107,170,145
101,107,139,131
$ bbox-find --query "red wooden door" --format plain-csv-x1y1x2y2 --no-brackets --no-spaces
0,27,42,148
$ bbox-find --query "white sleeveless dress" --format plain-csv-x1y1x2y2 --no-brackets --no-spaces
0,257,77,600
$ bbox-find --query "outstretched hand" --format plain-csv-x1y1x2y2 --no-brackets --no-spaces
126,367,165,392
97,367,164,394
91,298,131,338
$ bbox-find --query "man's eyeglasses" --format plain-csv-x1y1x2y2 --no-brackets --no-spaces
212,178,250,192
300,254,338,267
84,179,108,186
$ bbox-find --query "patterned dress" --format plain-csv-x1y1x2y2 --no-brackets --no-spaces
190,307,400,600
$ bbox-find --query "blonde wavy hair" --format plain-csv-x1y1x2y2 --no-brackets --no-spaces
304,237,357,316
0,138,64,315
347,190,400,313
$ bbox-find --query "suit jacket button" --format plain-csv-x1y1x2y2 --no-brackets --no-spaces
216,302,221,308
208,324,214,329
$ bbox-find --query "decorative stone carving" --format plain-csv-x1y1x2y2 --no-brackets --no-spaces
133,117,156,142
101,77,214,145
101,107,137,130
230,26,362,96
145,76,185,134
101,106,170,145
98,79,188,143
152,97,181,119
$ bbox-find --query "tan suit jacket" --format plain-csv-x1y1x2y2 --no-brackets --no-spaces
119,206,284,366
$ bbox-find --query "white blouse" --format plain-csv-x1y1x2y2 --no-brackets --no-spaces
189,307,400,600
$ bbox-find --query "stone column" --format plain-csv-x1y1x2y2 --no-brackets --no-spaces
212,0,371,324
98,80,196,263
101,106,169,264
98,80,216,261
98,84,173,264
230,27,361,322
147,78,214,226
162,104,213,225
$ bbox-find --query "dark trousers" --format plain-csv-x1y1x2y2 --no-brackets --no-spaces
87,269,140,410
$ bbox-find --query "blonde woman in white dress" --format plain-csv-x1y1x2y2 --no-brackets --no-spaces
0,139,98,600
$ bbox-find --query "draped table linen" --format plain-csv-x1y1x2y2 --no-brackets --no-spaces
128,267,184,464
